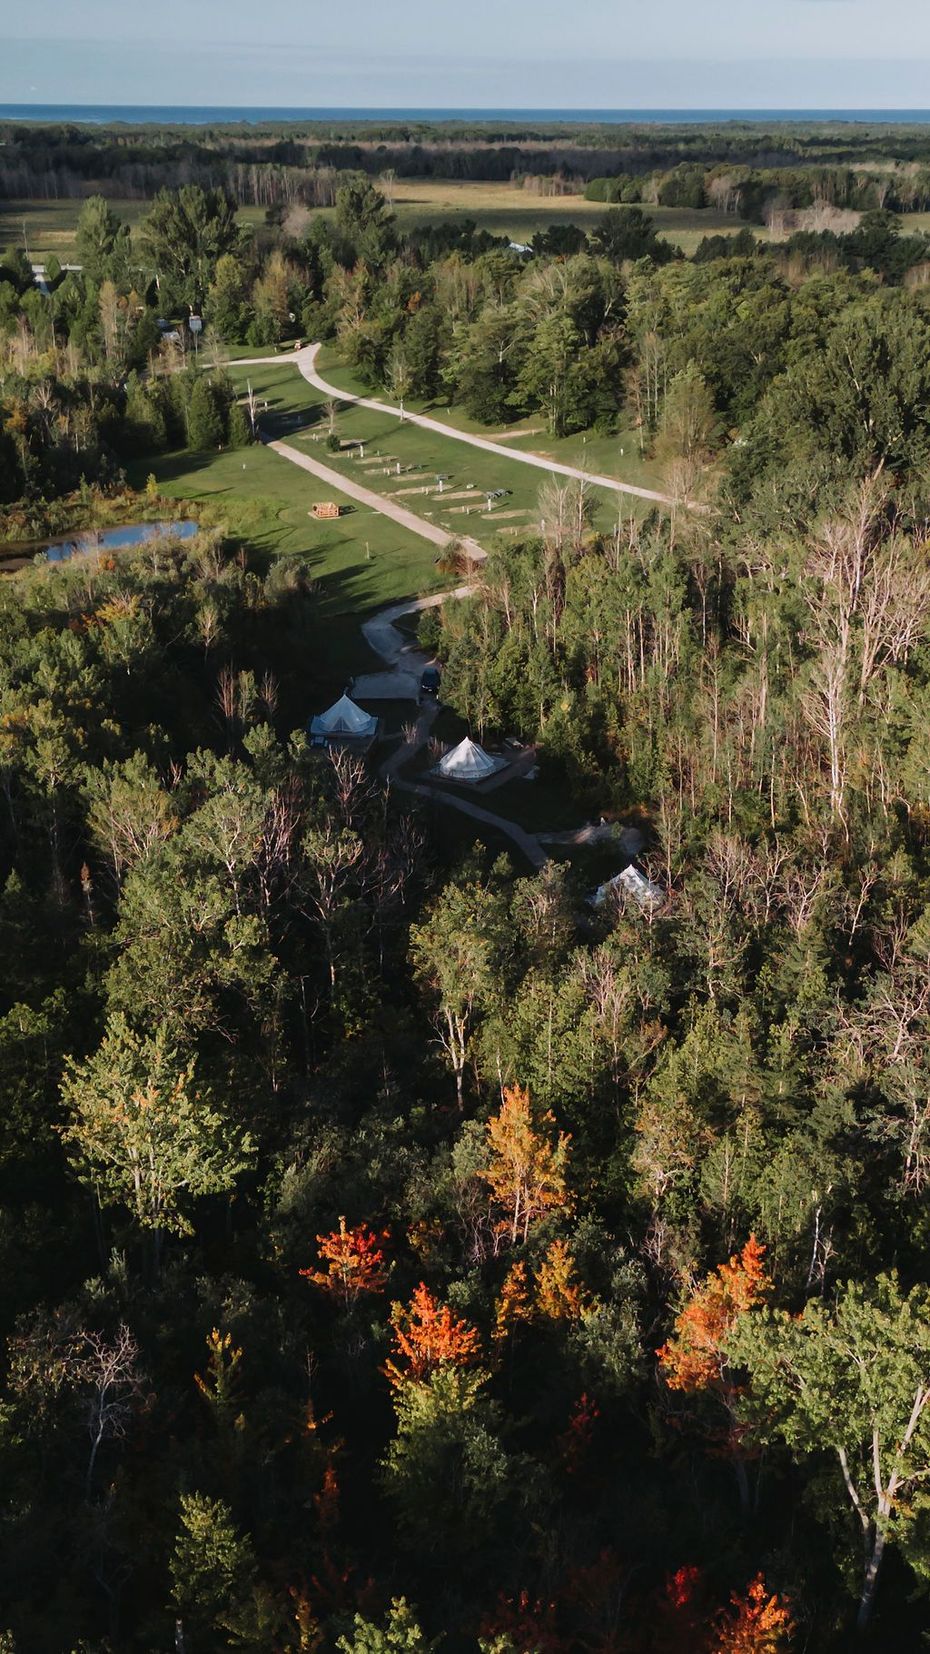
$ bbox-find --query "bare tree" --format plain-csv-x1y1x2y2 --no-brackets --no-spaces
75,1326,146,1498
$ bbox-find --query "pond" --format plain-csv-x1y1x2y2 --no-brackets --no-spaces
0,519,201,570
41,519,200,562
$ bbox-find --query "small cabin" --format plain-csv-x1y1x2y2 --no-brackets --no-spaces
311,502,343,520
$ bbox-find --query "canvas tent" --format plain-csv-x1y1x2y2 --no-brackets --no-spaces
434,736,506,784
593,864,664,913
309,693,378,743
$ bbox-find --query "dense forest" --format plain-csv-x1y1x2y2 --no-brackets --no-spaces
5,142,930,1650
10,114,930,206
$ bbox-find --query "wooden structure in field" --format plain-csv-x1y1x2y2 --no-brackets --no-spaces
310,502,343,520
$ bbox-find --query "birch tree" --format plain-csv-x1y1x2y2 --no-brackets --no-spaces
730,1273,930,1633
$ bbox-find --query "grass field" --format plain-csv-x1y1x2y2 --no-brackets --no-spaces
225,359,663,548
382,180,772,254
1,185,767,262
124,430,449,694
311,343,664,493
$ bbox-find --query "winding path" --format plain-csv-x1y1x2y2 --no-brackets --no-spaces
234,343,677,508
231,356,647,867
358,592,552,870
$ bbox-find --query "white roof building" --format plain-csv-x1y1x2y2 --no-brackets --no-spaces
309,693,378,742
434,736,507,784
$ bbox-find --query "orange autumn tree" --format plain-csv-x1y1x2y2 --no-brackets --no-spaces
494,1259,533,1343
536,1238,586,1323
657,1236,768,1393
494,1239,586,1343
385,1282,482,1386
657,1236,769,1511
485,1085,572,1245
300,1217,389,1308
713,1575,794,1653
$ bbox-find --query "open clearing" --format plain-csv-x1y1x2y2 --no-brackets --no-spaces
0,198,267,260
124,432,448,694
306,344,667,486
225,359,666,547
382,180,773,252
2,185,769,262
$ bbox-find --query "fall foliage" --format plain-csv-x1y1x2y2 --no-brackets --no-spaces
494,1240,586,1342
657,1236,769,1394
494,1259,533,1342
484,1085,572,1244
536,1238,586,1323
713,1575,794,1653
385,1282,482,1385
300,1217,390,1306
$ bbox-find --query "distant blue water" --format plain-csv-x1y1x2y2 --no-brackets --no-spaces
42,520,198,562
3,104,930,126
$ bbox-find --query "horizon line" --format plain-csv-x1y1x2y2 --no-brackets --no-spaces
5,101,930,117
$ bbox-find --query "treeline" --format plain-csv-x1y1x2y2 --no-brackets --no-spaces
12,115,930,203
5,175,930,504
587,159,930,217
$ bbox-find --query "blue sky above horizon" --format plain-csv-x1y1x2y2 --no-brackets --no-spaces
3,0,930,109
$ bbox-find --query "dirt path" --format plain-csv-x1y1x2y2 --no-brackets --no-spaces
235,345,678,508
360,588,472,671
357,590,545,868
391,775,549,869
265,438,486,560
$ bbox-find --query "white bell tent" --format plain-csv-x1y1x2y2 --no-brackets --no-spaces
434,736,506,784
310,693,378,741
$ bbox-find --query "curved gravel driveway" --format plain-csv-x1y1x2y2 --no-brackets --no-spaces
236,344,677,508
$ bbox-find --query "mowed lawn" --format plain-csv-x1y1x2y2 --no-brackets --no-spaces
313,343,666,494
124,432,449,693
229,357,669,542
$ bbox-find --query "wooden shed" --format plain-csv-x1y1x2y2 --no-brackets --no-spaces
310,502,343,520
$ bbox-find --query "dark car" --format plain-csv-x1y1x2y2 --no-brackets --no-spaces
420,666,441,700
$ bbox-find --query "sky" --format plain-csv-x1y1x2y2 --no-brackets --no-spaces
3,0,930,109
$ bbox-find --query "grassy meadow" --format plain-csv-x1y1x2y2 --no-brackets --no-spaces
0,198,267,262
310,343,666,492
124,426,449,694
0,184,768,263
383,180,771,253
223,359,665,550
